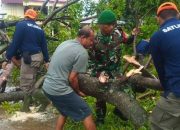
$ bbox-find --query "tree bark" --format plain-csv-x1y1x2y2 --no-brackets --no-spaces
78,74,149,126
128,75,162,90
0,91,24,102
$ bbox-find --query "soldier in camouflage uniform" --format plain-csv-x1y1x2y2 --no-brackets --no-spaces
89,10,135,124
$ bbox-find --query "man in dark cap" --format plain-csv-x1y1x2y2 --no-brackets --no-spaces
6,9,49,112
149,2,180,130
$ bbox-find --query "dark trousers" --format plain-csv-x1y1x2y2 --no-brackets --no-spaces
96,99,106,121
96,99,127,122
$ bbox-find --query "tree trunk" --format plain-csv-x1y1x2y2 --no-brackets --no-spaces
0,91,24,102
78,74,149,127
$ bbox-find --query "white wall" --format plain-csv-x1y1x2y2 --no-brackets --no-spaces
1,4,24,18
0,0,6,19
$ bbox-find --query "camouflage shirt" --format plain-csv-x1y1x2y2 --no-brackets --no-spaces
89,29,125,78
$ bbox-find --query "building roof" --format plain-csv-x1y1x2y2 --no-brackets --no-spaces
2,0,66,4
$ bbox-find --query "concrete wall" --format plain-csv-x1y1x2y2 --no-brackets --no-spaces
1,4,24,18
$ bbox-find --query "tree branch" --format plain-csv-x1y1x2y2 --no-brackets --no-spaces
80,15,97,22
51,0,59,11
40,0,50,13
144,55,152,69
41,0,80,27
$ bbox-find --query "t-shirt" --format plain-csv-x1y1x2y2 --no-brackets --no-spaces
43,39,88,96
149,18,180,97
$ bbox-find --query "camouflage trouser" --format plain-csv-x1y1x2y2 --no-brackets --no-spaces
20,53,43,94
95,71,122,121
96,99,107,121
150,93,180,130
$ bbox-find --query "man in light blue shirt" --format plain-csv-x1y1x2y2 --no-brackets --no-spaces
43,26,96,130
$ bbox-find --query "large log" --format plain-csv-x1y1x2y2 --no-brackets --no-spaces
0,75,46,102
0,91,24,102
78,74,148,127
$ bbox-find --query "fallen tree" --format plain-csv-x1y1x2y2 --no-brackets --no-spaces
0,73,162,126
78,74,162,126
78,74,148,127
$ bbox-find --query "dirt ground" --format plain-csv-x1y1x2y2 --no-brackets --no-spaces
0,108,57,130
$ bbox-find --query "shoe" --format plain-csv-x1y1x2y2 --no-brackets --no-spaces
113,108,128,121
20,95,31,112
32,89,50,112
20,105,30,112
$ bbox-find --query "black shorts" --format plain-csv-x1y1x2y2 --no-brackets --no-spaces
44,91,92,121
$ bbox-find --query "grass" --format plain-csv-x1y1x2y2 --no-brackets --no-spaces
0,101,22,114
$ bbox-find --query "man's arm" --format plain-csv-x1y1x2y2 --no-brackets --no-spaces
69,51,88,96
6,22,24,60
68,71,85,96
41,31,49,63
121,28,139,44
11,56,21,67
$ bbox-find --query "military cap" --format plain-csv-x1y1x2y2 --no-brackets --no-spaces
98,10,116,24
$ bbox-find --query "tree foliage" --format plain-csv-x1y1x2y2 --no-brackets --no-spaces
35,0,179,55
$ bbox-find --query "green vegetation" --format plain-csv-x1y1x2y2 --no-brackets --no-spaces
1,0,180,129
0,101,22,114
